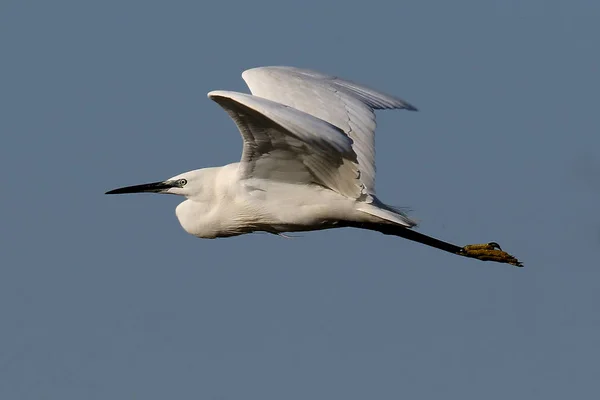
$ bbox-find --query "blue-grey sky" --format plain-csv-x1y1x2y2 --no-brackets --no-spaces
1,1,599,399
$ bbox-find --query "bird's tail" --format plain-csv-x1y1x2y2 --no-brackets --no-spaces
356,198,418,228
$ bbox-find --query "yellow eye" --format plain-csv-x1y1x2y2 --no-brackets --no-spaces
178,179,187,187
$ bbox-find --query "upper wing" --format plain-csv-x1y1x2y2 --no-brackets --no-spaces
208,90,363,199
241,66,417,195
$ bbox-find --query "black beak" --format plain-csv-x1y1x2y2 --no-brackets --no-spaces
105,181,177,195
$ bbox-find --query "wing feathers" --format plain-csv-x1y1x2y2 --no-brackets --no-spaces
208,90,363,199
241,66,416,194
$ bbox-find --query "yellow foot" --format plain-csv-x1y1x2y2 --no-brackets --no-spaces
459,242,523,267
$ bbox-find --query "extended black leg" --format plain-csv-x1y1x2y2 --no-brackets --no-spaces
343,222,523,267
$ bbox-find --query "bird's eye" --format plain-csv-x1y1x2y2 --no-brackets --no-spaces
178,179,187,187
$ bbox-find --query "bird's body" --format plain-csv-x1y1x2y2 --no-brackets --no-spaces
107,66,522,266
172,163,392,239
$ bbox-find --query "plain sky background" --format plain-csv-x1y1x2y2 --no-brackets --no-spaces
1,0,599,399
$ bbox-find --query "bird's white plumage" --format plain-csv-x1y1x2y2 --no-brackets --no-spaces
107,66,418,238
106,66,524,267
241,66,417,195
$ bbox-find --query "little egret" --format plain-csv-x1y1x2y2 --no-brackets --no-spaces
106,66,522,267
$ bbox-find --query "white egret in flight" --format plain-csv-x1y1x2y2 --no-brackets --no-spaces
106,66,522,267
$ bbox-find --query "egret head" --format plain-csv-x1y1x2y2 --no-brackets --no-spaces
105,170,204,198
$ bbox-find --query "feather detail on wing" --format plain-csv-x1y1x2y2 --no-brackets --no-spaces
208,90,364,199
241,66,417,195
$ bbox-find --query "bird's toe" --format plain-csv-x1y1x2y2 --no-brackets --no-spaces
459,243,523,267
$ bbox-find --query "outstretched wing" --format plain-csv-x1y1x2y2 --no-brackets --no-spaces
208,90,363,199
241,66,417,195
